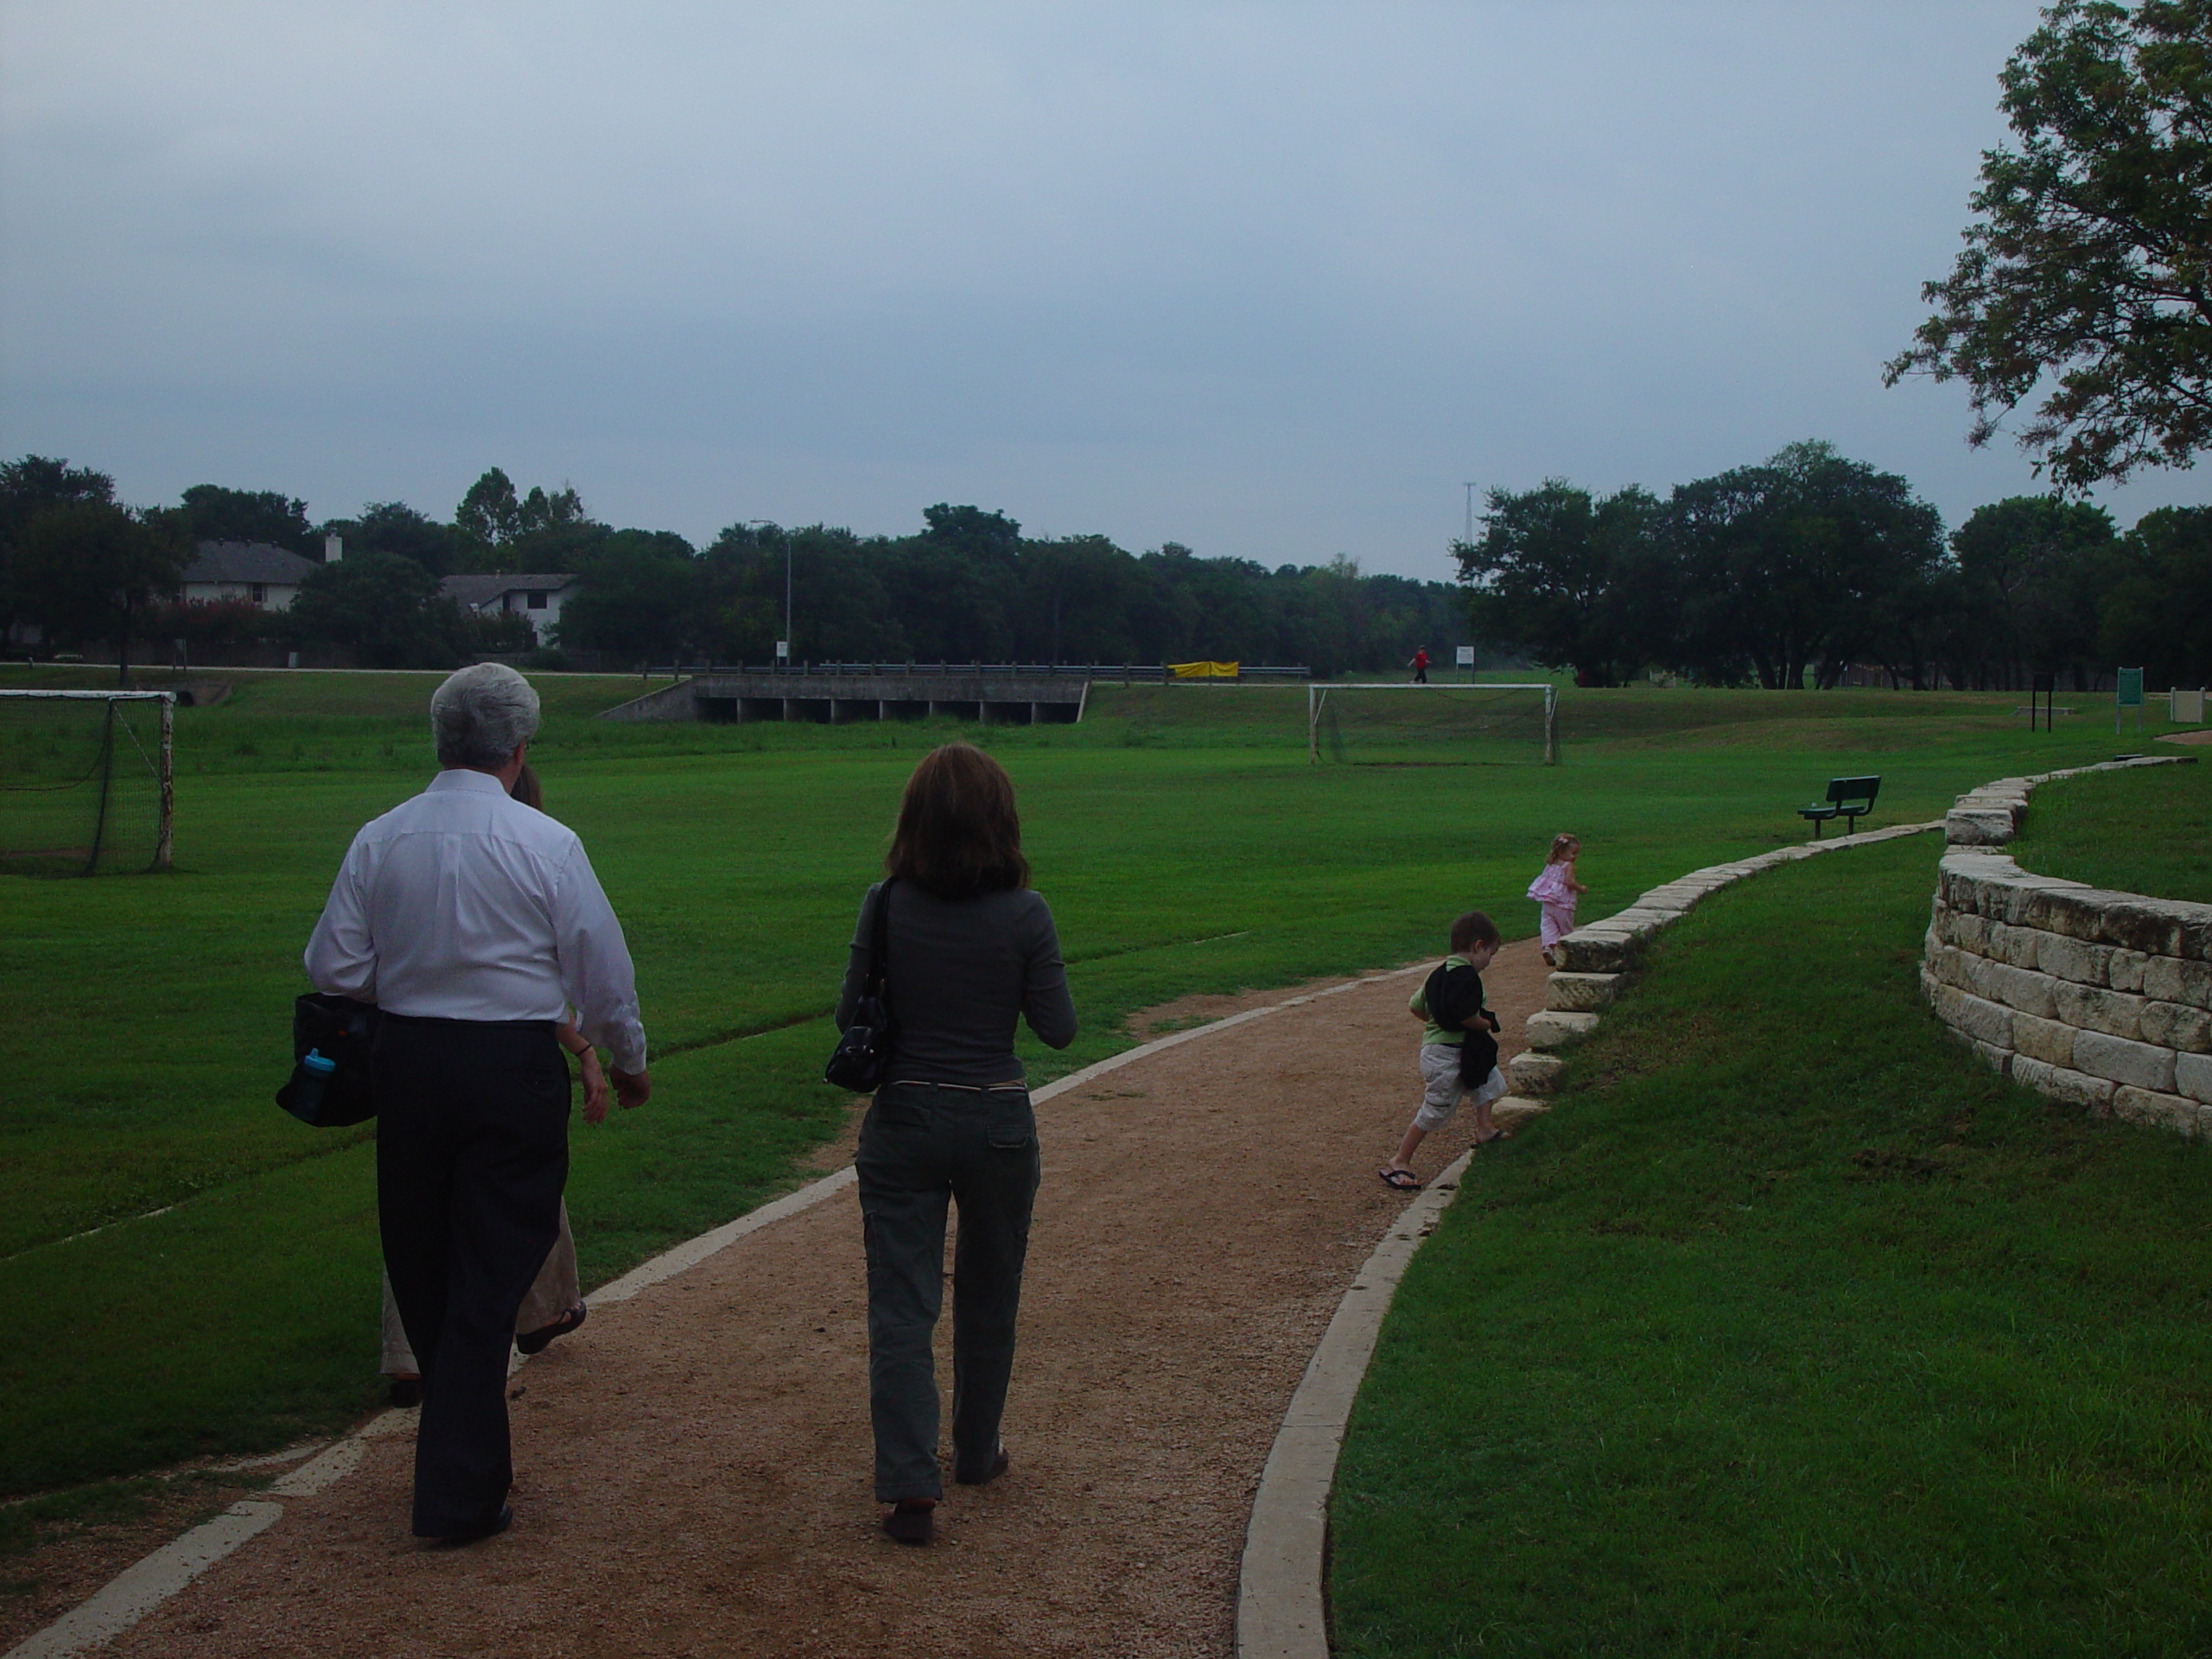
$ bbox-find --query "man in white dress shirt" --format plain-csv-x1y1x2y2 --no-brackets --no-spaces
306,663,650,1541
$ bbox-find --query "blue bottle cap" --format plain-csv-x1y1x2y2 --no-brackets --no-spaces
302,1050,338,1076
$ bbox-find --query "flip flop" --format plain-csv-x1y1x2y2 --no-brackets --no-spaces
1377,1166,1422,1191
1473,1128,1512,1146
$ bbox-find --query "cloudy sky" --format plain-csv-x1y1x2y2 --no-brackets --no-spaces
2,2,2200,578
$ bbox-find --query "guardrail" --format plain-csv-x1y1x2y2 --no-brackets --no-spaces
632,662,1314,683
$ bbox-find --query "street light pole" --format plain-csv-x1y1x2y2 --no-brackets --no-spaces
1463,482,1478,546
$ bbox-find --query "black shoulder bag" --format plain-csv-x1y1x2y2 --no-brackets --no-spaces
824,879,898,1093
276,992,380,1128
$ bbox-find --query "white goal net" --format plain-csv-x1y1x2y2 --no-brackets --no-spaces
1307,681,1558,766
0,690,174,875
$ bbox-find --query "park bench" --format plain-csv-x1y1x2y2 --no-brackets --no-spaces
1798,774,1879,838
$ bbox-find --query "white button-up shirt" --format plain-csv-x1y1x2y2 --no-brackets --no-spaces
304,768,648,1072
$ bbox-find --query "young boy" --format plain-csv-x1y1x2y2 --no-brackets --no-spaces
1379,909,1507,1190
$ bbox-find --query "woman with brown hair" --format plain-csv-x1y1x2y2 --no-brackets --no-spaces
836,742,1077,1543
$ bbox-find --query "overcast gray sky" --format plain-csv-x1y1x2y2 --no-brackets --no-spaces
3,1,2200,577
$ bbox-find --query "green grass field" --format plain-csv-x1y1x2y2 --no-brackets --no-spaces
1329,781,2212,1656
0,667,2173,1514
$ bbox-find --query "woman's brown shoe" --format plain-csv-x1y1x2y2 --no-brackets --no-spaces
880,1498,935,1544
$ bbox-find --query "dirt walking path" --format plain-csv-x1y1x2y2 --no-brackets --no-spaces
87,942,1548,1659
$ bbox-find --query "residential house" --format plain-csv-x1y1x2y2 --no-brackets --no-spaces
439,574,583,645
180,539,325,611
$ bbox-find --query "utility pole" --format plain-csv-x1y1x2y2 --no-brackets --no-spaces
1462,482,1478,546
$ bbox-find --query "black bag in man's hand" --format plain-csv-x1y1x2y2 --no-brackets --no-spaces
276,992,380,1128
824,879,898,1094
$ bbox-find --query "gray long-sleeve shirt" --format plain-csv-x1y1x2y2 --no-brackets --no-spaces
835,880,1077,1086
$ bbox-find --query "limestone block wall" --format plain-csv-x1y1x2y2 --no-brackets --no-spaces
1505,820,1943,1097
1923,843,2212,1136
1944,755,2179,846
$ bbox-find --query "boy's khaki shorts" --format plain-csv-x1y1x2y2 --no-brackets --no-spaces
1415,1042,1508,1132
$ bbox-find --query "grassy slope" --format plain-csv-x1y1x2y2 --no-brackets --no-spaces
1330,830,2212,1656
2010,753,2211,905
1,672,2145,1497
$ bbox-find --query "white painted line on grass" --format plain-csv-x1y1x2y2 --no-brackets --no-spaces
6,1502,283,1659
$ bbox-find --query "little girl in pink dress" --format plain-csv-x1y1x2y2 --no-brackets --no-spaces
1527,833,1586,966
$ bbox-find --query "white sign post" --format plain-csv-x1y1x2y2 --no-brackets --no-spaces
1455,645,1475,683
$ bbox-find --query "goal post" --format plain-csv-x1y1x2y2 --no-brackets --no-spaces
1307,681,1558,766
0,690,175,874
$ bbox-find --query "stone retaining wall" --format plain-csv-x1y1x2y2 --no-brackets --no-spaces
1924,851,2212,1136
1918,754,2208,1135
1505,820,1943,1097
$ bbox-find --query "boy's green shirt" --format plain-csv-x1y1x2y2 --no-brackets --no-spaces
1409,952,1485,1046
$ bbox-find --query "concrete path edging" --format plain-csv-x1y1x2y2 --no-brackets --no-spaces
3,962,1434,1659
1233,817,1955,1659
1234,1147,1478,1659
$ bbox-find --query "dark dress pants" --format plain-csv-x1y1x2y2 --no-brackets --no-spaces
857,1082,1041,1503
374,1014,567,1537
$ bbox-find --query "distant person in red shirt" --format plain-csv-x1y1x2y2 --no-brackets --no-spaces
1409,647,1430,683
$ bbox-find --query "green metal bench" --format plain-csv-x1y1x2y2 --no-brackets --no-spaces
1798,774,1879,838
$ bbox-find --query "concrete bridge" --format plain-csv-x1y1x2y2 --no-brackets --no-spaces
599,670,1090,726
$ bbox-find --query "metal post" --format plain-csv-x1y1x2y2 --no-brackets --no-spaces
156,692,175,870
1542,684,1558,766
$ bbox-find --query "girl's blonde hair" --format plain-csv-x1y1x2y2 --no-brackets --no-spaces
1547,832,1580,864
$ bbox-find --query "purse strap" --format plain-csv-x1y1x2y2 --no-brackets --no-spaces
865,878,897,1003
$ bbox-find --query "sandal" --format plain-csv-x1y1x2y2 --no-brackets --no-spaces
1377,1166,1422,1191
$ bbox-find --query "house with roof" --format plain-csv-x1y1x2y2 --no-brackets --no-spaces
180,540,324,611
439,574,583,645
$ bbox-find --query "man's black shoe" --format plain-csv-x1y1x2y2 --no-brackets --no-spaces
423,1504,512,1546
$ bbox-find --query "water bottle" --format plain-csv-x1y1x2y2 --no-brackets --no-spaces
292,1048,338,1121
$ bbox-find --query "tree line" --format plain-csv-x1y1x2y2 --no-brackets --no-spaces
0,461,1470,677
1462,441,2210,692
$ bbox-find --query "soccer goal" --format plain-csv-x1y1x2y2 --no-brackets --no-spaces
1307,681,1558,766
0,690,174,874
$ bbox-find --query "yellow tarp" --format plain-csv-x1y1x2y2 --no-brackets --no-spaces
1168,660,1240,680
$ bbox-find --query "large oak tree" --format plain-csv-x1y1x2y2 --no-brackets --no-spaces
1888,0,2212,489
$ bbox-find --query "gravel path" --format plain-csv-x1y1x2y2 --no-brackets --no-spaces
90,942,1548,1659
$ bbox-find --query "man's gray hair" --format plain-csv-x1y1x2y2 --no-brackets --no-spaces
431,663,542,770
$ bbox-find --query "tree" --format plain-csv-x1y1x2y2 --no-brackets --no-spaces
12,502,192,683
0,455,116,643
456,470,598,572
1948,496,2120,686
178,485,313,553
1454,480,1662,686
289,551,463,669
1666,443,1944,690
1886,0,2212,490
455,467,522,553
556,535,702,663
327,501,463,577
922,504,1022,565
2101,505,2212,683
